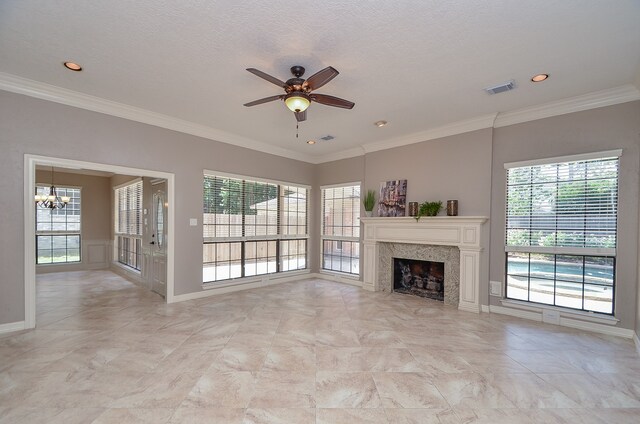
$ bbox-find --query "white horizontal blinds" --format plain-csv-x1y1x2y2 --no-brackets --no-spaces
322,185,360,238
203,175,280,239
203,176,243,239
114,181,143,236
506,156,618,253
244,180,279,237
203,174,309,283
281,185,308,237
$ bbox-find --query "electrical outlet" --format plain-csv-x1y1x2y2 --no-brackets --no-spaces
489,280,503,297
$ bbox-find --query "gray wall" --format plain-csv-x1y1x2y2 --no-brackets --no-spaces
490,101,640,330
1,88,639,333
0,90,314,324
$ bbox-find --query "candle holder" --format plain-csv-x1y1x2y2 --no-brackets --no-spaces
408,202,419,217
446,200,458,216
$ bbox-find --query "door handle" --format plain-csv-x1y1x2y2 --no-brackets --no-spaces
150,241,155,245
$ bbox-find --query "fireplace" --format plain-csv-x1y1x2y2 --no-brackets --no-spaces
393,258,445,301
361,217,487,313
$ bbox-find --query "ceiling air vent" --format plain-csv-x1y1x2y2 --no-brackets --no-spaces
485,80,515,95
319,135,335,141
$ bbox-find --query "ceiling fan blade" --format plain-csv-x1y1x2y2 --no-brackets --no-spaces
295,110,307,122
310,94,355,109
246,68,287,88
243,95,283,107
303,66,339,91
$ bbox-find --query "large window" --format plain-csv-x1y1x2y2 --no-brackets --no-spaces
505,152,619,314
203,174,308,283
321,184,360,275
36,186,81,264
114,180,143,270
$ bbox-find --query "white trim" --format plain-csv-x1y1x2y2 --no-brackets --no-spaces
24,154,177,329
319,181,362,190
360,114,498,154
504,149,623,169
486,302,634,338
505,245,616,256
494,85,640,128
112,177,143,191
311,147,367,165
203,169,312,190
500,298,619,325
317,271,363,287
1,73,314,164
0,321,26,335
174,270,314,302
3,74,639,165
634,332,640,355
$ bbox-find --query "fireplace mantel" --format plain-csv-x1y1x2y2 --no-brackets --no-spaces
361,216,488,313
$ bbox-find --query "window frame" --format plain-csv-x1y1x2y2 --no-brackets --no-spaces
320,182,361,276
503,150,621,315
203,171,309,285
35,184,82,265
114,179,143,271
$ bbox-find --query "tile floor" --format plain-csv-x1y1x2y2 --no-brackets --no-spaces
1,270,639,423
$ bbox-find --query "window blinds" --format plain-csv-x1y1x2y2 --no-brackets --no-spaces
505,156,618,254
203,174,307,240
115,181,143,236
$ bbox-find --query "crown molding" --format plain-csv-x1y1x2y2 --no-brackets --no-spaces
360,113,498,154
310,146,367,164
494,84,640,128
3,72,639,165
0,72,314,163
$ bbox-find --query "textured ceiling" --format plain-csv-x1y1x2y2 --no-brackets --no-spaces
1,1,639,162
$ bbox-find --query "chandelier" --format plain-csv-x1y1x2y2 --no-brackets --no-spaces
34,167,70,209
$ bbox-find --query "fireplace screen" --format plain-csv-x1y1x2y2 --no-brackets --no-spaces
393,258,445,301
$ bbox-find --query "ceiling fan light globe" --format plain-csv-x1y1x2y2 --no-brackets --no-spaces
284,93,310,113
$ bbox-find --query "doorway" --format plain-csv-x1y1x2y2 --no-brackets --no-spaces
24,154,176,329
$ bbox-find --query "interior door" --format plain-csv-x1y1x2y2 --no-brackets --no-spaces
150,180,167,297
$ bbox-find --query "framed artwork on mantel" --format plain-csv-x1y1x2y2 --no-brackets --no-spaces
378,179,407,217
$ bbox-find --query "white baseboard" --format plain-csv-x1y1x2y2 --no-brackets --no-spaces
488,304,543,322
486,304,634,338
171,271,315,303
0,321,26,335
314,272,363,287
633,332,640,354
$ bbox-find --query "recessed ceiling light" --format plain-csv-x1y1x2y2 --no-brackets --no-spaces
374,120,388,127
63,61,82,71
306,140,316,145
531,73,549,82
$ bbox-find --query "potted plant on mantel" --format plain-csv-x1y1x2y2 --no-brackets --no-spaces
415,201,442,221
363,189,376,217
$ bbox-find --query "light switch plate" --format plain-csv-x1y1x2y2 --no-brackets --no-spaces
189,218,198,226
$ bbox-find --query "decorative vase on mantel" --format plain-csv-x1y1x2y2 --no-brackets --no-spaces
364,210,373,217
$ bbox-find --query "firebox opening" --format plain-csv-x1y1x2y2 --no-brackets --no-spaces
393,258,445,301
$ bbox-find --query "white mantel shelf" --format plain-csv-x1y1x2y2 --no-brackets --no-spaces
361,216,488,313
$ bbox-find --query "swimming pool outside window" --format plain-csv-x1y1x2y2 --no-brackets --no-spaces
504,151,620,315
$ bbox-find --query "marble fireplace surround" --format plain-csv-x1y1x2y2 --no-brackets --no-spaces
381,244,459,307
361,217,488,313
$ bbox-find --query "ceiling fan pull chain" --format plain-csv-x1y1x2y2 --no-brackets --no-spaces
296,122,299,138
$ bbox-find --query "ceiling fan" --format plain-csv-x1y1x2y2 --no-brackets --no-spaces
243,65,355,122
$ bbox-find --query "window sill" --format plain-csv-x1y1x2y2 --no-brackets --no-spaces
499,298,619,326
202,269,310,290
112,261,142,275
319,269,360,280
